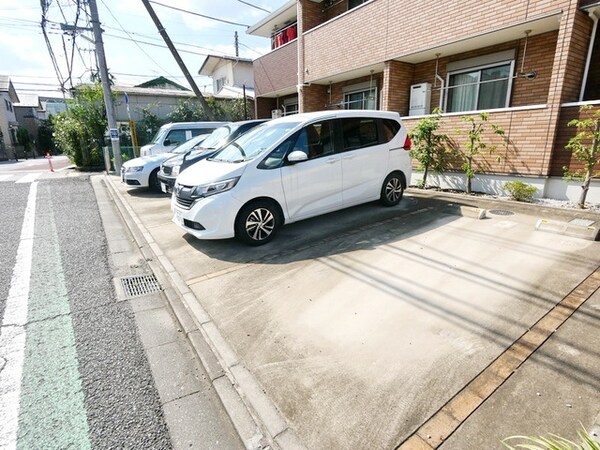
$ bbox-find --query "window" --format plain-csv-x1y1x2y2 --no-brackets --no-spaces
445,53,514,113
381,119,401,143
344,88,377,110
292,121,334,159
349,0,368,10
166,129,187,145
341,118,378,151
216,77,226,92
283,102,298,116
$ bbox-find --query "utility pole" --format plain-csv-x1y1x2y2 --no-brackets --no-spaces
141,0,215,120
88,0,122,173
234,31,239,57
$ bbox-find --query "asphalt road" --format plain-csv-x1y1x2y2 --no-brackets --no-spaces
1,163,246,450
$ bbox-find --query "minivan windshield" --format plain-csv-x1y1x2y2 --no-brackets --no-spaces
170,134,208,155
150,128,167,144
210,122,299,163
198,125,232,150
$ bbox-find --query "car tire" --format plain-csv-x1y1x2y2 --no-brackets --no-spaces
380,172,404,206
235,200,281,246
149,169,161,193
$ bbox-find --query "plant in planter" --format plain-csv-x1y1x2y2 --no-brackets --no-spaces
409,108,448,188
457,112,505,194
503,181,537,202
502,427,600,449
564,104,600,209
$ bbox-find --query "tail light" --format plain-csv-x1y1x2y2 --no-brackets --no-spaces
403,135,412,151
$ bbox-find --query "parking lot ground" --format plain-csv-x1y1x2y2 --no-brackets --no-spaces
105,175,600,450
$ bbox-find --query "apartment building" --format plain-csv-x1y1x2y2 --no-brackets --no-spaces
248,0,600,202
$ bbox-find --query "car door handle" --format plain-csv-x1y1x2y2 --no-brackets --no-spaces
326,158,339,164
343,154,355,160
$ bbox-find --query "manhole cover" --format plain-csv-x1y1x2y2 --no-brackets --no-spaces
119,274,161,298
568,218,595,227
488,209,515,216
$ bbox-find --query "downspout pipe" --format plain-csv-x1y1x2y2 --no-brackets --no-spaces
296,0,305,112
579,9,599,102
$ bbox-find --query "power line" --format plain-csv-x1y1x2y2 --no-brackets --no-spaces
98,0,175,79
235,0,270,13
148,1,251,28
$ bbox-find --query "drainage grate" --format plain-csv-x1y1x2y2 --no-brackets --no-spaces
119,274,161,298
488,209,515,216
569,218,595,227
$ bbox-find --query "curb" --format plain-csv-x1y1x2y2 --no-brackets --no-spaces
535,218,600,241
102,174,305,450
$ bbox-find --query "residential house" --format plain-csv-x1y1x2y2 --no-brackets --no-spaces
14,93,45,157
248,0,600,202
0,75,20,160
199,54,255,99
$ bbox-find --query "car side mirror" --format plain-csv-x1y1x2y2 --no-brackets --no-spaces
164,138,172,146
287,150,308,163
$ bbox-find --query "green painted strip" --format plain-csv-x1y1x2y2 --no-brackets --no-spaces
17,188,91,450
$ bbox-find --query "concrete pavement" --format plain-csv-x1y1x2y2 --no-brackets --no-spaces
101,173,600,450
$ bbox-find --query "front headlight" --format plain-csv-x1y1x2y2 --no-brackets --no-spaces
172,165,181,176
191,177,239,199
125,166,144,173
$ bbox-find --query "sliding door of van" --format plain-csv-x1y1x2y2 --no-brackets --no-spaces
339,117,387,206
280,121,342,221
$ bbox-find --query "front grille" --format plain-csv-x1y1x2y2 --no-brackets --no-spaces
176,196,194,209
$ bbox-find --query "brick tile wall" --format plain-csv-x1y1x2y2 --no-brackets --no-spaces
254,41,298,96
403,108,554,175
303,0,569,82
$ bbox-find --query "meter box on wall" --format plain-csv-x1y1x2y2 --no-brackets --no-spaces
409,83,432,116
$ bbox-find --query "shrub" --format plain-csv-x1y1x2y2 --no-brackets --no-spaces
503,181,537,202
502,428,600,450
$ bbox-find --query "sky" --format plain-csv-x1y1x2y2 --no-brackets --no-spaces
0,0,289,98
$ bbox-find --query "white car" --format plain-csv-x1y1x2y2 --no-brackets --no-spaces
121,134,209,192
171,110,412,245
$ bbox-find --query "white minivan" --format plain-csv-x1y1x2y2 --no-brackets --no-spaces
171,110,412,245
140,121,227,156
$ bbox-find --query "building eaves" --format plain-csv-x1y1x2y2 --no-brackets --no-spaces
199,54,253,76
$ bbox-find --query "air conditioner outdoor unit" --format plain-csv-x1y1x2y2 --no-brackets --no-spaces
271,109,283,119
409,83,432,116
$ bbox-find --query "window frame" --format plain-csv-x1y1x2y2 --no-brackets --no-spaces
444,59,515,113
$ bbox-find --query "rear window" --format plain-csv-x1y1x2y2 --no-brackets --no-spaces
381,119,401,143
191,128,215,137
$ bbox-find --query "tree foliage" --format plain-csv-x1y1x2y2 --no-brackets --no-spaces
16,127,32,158
457,112,505,194
409,108,448,188
51,83,108,168
564,104,600,208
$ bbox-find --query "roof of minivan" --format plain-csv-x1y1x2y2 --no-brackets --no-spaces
160,121,229,129
271,110,401,124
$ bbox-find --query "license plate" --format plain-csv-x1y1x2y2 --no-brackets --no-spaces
161,182,168,194
174,210,183,224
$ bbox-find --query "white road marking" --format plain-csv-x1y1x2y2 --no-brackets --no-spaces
15,173,41,184
0,182,37,450
0,174,13,182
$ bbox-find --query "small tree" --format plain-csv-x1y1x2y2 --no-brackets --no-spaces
564,105,600,208
16,127,32,159
457,112,505,194
409,108,448,188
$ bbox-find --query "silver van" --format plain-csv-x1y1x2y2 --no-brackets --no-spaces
140,121,227,156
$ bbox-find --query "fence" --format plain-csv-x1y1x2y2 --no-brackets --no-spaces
102,146,139,171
